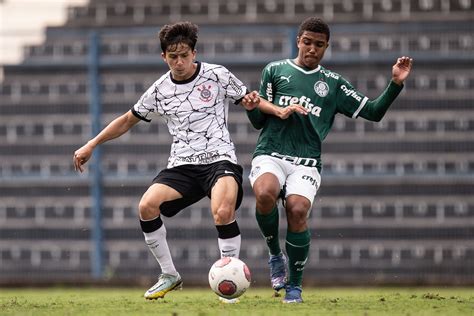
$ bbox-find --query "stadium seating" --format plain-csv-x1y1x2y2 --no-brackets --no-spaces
62,0,473,27
20,28,473,65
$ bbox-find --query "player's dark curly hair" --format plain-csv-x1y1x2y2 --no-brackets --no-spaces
159,21,198,53
298,17,330,41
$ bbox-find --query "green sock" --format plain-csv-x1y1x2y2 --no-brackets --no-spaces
255,206,281,256
285,229,310,287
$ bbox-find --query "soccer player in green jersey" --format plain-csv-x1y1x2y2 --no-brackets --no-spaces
242,17,413,303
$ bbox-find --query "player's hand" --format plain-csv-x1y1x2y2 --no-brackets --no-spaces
278,104,308,119
392,56,413,86
73,143,94,173
241,91,260,110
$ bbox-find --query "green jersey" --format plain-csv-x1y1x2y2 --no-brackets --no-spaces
250,58,402,171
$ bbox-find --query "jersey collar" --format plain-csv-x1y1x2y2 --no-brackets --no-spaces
287,59,321,74
170,61,201,84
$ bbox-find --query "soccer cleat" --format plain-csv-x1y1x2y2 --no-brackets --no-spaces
282,285,303,304
268,253,287,291
218,297,240,304
144,273,183,300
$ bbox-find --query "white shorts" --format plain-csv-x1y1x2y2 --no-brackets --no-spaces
248,155,321,207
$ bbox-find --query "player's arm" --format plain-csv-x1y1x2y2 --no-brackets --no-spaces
358,56,413,122
246,98,308,129
241,90,260,110
245,106,267,130
242,90,267,129
241,90,266,130
73,110,140,172
257,98,308,119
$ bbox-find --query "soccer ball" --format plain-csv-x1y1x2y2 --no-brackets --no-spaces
208,257,251,299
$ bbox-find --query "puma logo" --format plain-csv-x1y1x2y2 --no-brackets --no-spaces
280,75,292,83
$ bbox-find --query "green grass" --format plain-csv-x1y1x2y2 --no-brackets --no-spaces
0,287,472,316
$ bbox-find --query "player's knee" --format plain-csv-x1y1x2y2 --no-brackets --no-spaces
213,207,234,225
254,189,278,211
138,199,160,220
286,203,310,228
287,211,307,230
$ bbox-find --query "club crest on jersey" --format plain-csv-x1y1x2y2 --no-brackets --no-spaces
198,84,213,102
314,81,329,97
250,166,261,178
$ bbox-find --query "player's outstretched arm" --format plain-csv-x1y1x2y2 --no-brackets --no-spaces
357,56,413,122
258,98,308,119
392,56,413,86
73,110,140,172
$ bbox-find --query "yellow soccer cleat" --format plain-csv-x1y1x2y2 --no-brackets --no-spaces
144,273,183,300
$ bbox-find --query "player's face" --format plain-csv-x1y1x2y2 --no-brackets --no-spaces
295,31,329,69
162,43,197,81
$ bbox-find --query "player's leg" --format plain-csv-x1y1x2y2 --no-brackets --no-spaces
140,183,183,299
206,161,245,304
208,161,244,259
282,166,320,303
249,155,288,291
283,194,311,303
141,167,205,299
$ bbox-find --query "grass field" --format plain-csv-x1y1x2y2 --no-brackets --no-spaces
1,287,472,316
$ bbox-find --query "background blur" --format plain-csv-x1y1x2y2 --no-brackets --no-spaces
0,0,473,287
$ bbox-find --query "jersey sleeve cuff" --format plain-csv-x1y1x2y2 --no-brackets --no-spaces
131,107,151,122
234,87,248,105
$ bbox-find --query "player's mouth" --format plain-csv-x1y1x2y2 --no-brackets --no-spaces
304,55,319,66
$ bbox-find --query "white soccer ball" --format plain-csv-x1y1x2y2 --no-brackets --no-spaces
208,257,251,299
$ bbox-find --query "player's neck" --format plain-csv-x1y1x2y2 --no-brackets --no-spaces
292,58,319,71
171,62,200,83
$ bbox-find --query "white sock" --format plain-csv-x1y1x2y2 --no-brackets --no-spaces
218,235,241,258
143,224,177,276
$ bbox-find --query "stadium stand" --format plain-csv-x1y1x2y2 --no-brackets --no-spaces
0,0,473,286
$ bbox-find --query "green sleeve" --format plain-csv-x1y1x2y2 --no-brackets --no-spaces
246,62,274,130
246,107,267,130
357,80,404,122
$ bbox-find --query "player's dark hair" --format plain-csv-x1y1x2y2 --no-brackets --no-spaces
298,17,330,41
159,21,198,53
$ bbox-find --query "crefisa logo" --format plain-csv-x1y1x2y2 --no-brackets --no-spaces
314,80,329,97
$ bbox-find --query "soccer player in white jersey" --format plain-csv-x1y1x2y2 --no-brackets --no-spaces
242,17,413,303
73,21,259,300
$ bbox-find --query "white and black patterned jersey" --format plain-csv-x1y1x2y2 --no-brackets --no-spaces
132,61,247,168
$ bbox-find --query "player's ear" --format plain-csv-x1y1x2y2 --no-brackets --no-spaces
161,52,166,61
